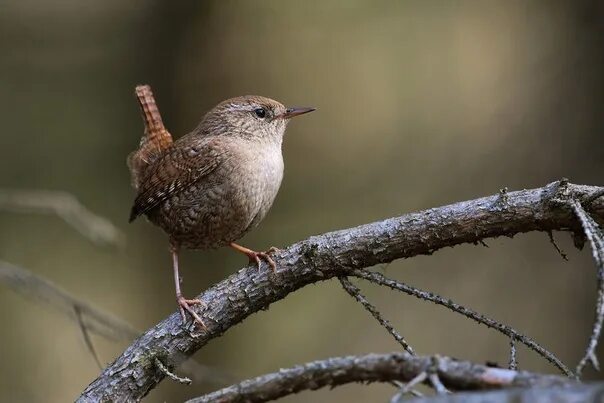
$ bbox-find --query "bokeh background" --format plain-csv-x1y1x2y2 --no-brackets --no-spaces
1,1,603,402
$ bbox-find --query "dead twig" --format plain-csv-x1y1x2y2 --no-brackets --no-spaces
0,260,135,371
570,199,604,377
509,337,517,371
408,383,604,403
185,352,575,403
155,358,192,385
351,269,572,376
390,378,424,402
0,189,123,247
74,305,103,369
0,260,138,342
0,260,233,384
547,231,568,261
339,276,414,355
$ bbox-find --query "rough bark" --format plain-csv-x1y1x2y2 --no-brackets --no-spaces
409,382,604,403
78,181,604,402
185,352,576,403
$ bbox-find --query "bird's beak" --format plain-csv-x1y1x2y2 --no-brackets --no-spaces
280,106,316,119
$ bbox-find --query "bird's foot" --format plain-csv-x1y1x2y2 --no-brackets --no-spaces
176,295,207,330
230,243,279,272
248,250,277,272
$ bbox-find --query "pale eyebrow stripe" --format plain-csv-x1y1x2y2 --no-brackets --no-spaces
225,103,247,111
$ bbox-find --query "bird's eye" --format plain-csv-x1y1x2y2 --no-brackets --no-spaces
254,108,266,118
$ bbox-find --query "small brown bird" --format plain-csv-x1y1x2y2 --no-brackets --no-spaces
127,85,314,328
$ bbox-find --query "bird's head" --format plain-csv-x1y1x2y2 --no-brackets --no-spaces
198,95,315,141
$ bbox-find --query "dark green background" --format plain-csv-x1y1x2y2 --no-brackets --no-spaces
1,1,603,402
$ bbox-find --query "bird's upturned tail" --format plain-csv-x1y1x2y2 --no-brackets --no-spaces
127,84,173,191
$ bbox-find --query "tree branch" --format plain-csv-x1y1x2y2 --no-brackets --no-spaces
0,260,138,342
78,181,604,402
185,352,575,403
408,382,604,403
0,189,124,247
351,269,571,376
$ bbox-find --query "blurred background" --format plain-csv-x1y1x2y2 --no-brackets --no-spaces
1,1,603,402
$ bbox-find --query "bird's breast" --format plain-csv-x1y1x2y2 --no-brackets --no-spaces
241,141,284,229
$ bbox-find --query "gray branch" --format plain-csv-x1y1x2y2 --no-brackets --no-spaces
0,189,124,247
185,352,575,403
0,260,138,342
78,181,604,402
409,382,604,403
351,269,571,375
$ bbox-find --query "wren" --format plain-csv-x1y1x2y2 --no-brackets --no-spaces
127,85,315,328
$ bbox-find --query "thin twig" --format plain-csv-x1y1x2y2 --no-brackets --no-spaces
570,199,604,377
406,383,604,403
186,352,575,403
390,356,451,400
154,358,192,385
428,356,450,394
0,260,138,342
351,269,573,376
509,337,517,371
390,379,424,402
0,189,124,247
548,231,569,261
0,260,232,384
74,305,103,369
0,260,136,369
429,373,449,394
339,276,414,354
392,372,428,402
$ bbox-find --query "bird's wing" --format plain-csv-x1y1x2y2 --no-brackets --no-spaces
128,138,230,222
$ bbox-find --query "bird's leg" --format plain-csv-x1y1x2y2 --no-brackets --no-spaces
170,244,206,329
229,242,277,272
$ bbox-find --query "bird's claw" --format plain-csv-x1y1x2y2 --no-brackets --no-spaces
248,251,277,272
176,295,207,330
230,243,279,272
